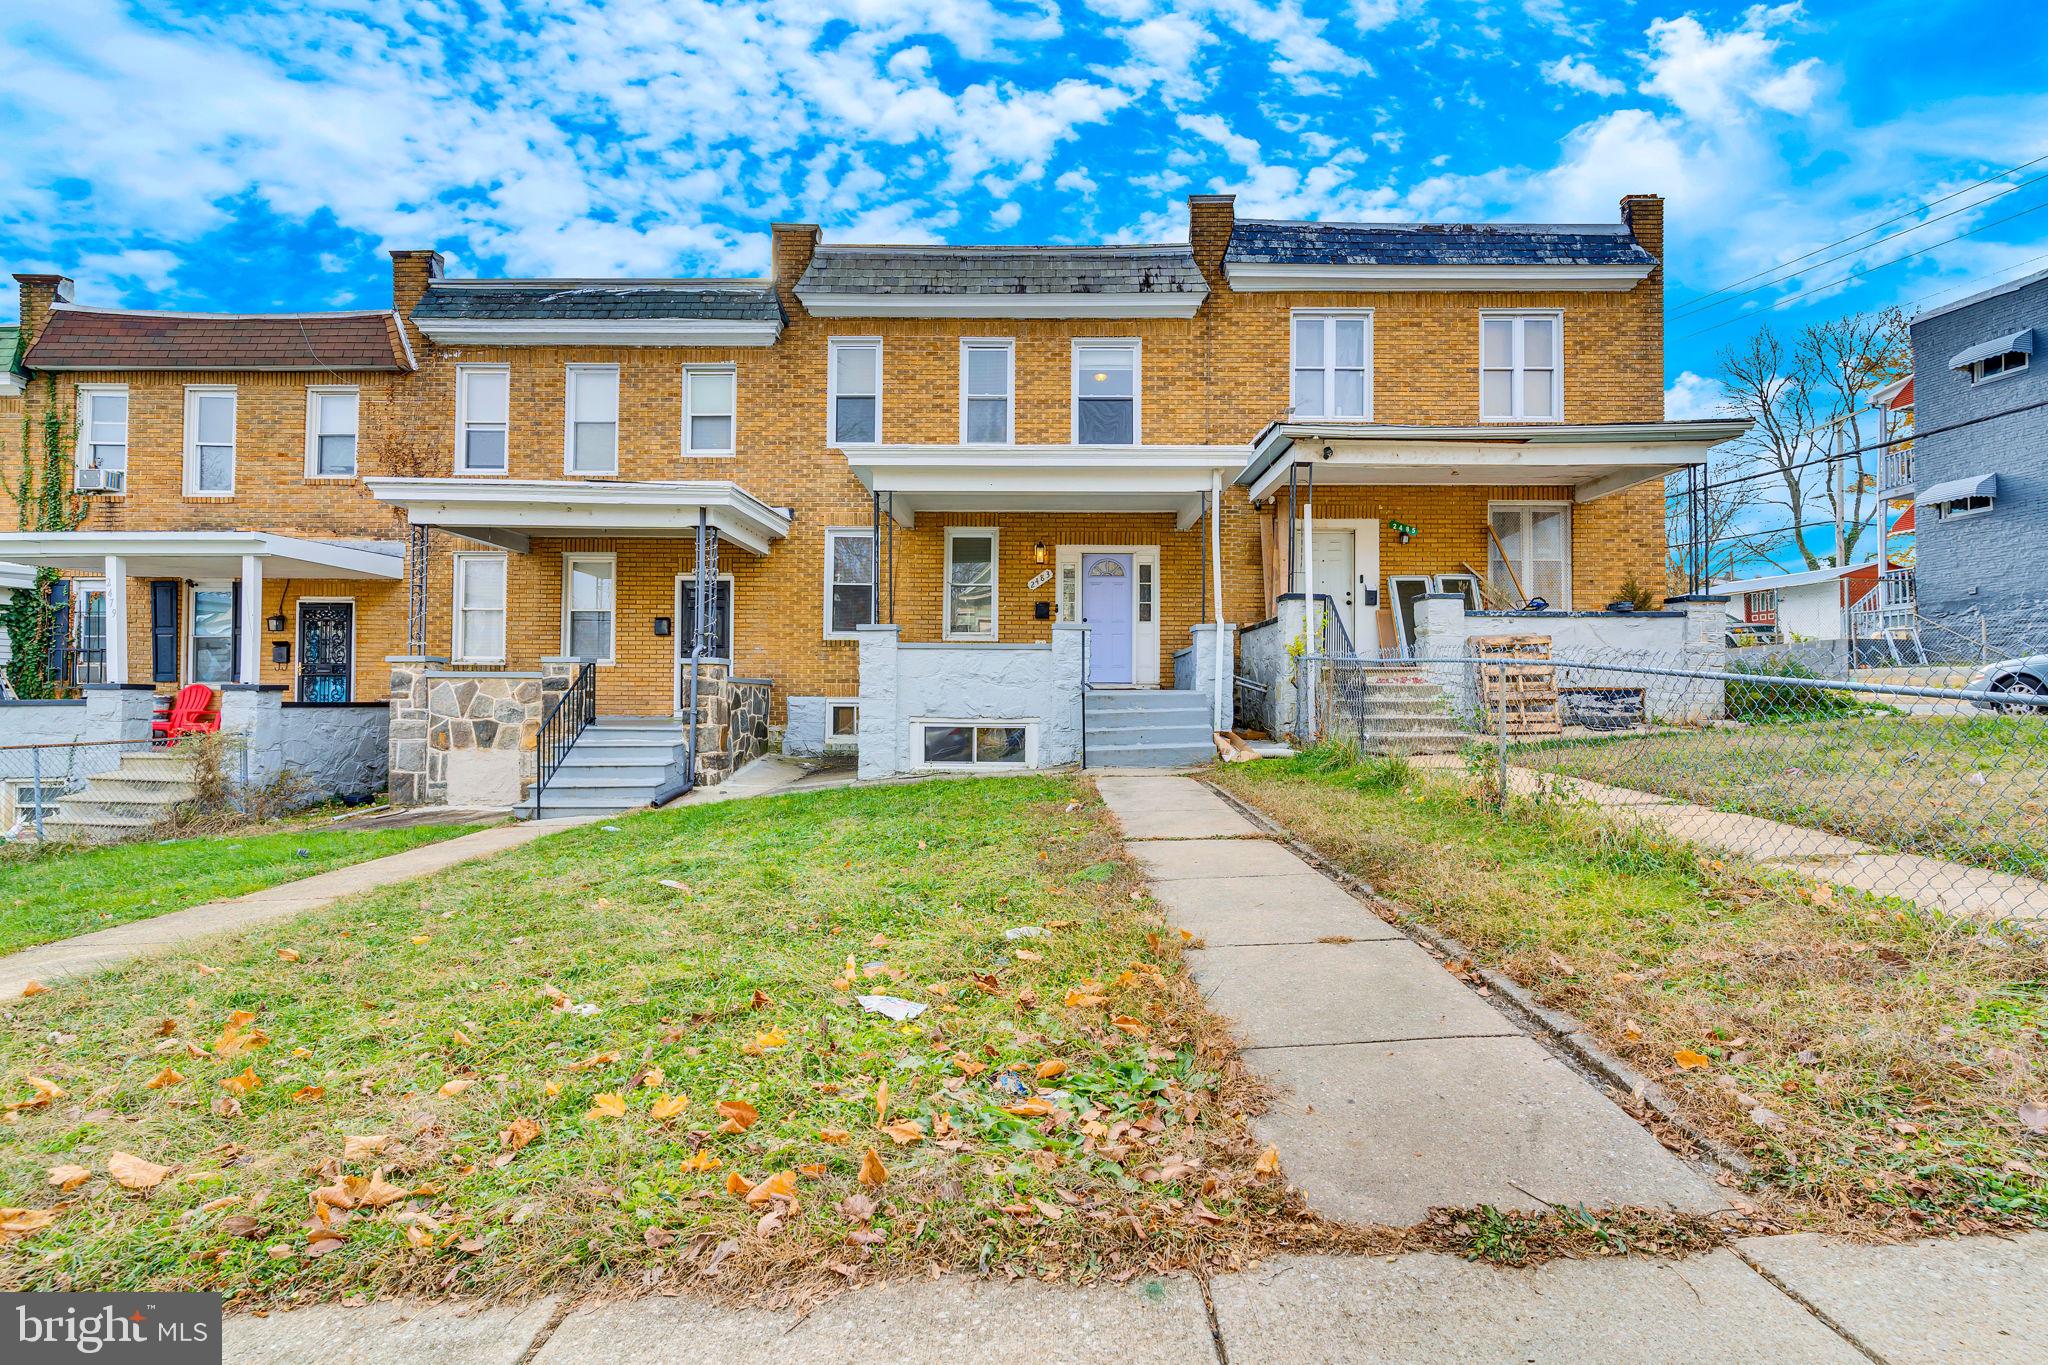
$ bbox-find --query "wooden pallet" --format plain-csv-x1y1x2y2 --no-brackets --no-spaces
1472,634,1559,735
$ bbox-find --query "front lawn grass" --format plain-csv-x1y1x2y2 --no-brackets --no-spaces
1513,713,2048,878
1214,751,2048,1235
0,823,487,957
0,777,1288,1306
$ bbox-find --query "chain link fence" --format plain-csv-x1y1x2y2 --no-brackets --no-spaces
0,739,165,843
1295,645,2048,924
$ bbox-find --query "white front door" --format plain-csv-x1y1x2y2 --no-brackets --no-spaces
1081,552,1135,685
1302,519,1380,654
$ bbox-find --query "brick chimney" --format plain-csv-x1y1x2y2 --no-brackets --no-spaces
389,250,443,317
12,272,74,352
1187,194,1236,291
769,222,821,321
1620,194,1664,267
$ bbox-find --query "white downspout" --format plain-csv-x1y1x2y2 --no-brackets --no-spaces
1210,469,1227,733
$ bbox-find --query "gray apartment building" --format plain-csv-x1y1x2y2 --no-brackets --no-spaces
1895,267,2048,651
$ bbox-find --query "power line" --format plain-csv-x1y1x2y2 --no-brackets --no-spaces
1678,196,2048,341
1670,170,2048,321
1670,148,2048,316
1681,393,2048,498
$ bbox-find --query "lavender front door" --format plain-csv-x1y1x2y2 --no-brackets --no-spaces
1082,553,1134,685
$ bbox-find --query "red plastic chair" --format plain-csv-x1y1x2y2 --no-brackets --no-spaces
152,684,222,745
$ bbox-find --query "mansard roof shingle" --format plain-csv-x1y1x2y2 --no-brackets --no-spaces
797,244,1207,297
23,306,412,372
1224,219,1658,269
413,281,782,323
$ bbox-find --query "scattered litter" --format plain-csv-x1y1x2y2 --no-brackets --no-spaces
570,1003,601,1017
856,995,927,1022
295,848,311,859
1002,926,1047,941
658,879,693,894
989,1071,1031,1098
602,825,621,832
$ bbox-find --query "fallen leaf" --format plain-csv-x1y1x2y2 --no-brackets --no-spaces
438,1077,475,1098
643,1225,675,1249
108,1151,172,1191
725,1171,754,1197
145,1067,186,1090
716,1099,759,1134
20,980,49,998
1253,1146,1282,1178
46,1163,92,1191
404,1224,435,1250
1035,1059,1069,1081
639,1067,665,1090
568,1050,620,1073
585,1092,626,1121
290,1086,325,1104
1673,1049,1712,1070
1111,1015,1150,1038
798,1162,827,1177
742,1028,788,1057
680,1151,722,1172
951,1055,986,1077
880,1119,925,1145
838,1192,877,1223
0,1207,58,1240
277,948,301,963
1063,989,1106,1008
818,1127,851,1145
1003,1099,1054,1118
750,989,773,1010
213,1010,267,1056
23,1075,66,1103
499,1117,542,1153
343,1134,391,1162
744,1170,799,1206
451,1028,474,1047
649,1093,690,1121
220,1066,262,1096
874,1079,890,1122
858,1147,887,1186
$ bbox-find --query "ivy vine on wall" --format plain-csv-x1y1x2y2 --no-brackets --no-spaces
2,374,88,698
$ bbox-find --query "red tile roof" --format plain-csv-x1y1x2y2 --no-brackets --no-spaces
23,306,413,372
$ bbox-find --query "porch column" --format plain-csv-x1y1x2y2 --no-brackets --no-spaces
1209,470,1227,732
1302,492,1315,651
239,553,264,685
102,554,128,685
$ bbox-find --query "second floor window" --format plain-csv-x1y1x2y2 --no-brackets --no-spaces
77,386,128,490
1480,313,1562,421
184,387,237,495
1292,311,1371,419
685,365,736,456
961,339,1014,443
453,553,507,662
1968,350,2028,383
307,387,359,477
1073,341,1139,444
565,365,618,474
457,366,510,473
829,339,881,444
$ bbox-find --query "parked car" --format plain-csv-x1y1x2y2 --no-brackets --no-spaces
1966,656,2048,713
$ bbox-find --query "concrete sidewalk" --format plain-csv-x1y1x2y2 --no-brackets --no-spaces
0,816,593,996
221,1232,2048,1363
1095,773,1722,1225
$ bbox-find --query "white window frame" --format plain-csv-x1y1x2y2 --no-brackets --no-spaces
1478,310,1564,423
455,364,511,475
1938,495,1995,520
182,385,237,496
826,699,860,748
959,337,1016,444
823,526,877,641
1054,543,1163,688
185,579,237,685
943,526,1000,642
304,385,360,479
911,717,1038,771
560,552,618,665
1486,500,1573,609
75,384,129,492
827,337,883,446
1070,338,1142,445
562,364,620,476
451,552,509,664
682,363,738,458
1968,351,2029,384
1288,309,1373,420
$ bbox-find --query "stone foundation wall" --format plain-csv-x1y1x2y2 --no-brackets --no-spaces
685,662,771,786
387,656,569,806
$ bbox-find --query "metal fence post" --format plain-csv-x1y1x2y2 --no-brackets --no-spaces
1494,657,1509,811
30,744,44,841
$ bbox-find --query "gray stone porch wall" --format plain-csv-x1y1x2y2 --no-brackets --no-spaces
386,657,568,807
682,663,771,786
855,624,1086,780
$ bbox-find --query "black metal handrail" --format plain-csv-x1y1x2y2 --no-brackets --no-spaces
532,661,596,820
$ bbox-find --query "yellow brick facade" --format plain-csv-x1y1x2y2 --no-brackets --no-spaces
6,193,1672,722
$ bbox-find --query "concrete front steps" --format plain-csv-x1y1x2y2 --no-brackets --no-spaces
1333,669,1469,755
42,749,200,843
516,717,687,818
1084,689,1217,769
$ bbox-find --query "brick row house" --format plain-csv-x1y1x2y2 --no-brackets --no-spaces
0,193,1742,811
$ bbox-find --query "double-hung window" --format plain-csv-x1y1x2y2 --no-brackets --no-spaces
1073,341,1139,444
184,387,236,495
1291,311,1371,419
77,386,128,491
960,339,1014,443
828,339,881,444
1487,503,1570,609
562,554,615,662
565,365,618,474
452,553,507,663
456,365,510,473
944,528,998,640
684,365,736,456
306,387,359,477
824,528,876,639
1480,312,1562,421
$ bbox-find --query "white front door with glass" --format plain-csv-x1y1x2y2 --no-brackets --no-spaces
1080,553,1135,685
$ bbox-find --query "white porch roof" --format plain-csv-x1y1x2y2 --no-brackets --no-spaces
1238,419,1751,504
842,445,1246,530
364,478,793,556
0,531,405,580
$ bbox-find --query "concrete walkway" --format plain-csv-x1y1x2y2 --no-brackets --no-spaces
221,1231,2048,1362
1095,773,1722,1225
0,816,593,996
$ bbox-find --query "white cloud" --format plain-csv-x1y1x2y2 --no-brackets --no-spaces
1638,4,1824,123
1056,169,1099,194
1541,55,1623,98
1665,370,1729,420
989,201,1023,228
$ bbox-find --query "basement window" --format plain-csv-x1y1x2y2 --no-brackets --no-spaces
914,719,1034,769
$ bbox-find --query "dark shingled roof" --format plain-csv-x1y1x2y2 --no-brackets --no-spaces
797,245,1206,297
1225,219,1657,269
24,307,411,372
414,281,782,323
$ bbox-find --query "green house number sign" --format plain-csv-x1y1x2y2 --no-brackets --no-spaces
1387,519,1420,540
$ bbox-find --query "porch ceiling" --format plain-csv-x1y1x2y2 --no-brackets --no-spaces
1238,419,1752,505
0,530,405,580
843,444,1245,530
363,478,793,555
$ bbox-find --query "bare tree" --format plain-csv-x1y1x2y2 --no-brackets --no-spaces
1666,464,1769,590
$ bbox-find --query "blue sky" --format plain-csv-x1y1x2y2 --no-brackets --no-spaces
3,0,2047,419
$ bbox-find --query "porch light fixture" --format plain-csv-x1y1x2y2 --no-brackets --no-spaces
653,616,672,637
265,613,288,633
1033,541,1046,565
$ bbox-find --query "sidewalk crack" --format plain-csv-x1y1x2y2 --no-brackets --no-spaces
513,1296,576,1365
1730,1248,1890,1364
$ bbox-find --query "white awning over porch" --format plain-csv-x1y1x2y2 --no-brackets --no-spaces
1237,419,1751,504
841,445,1246,530
363,478,793,555
0,530,405,580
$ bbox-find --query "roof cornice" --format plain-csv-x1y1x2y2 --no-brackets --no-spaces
1222,262,1654,293
412,317,783,348
794,291,1207,320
